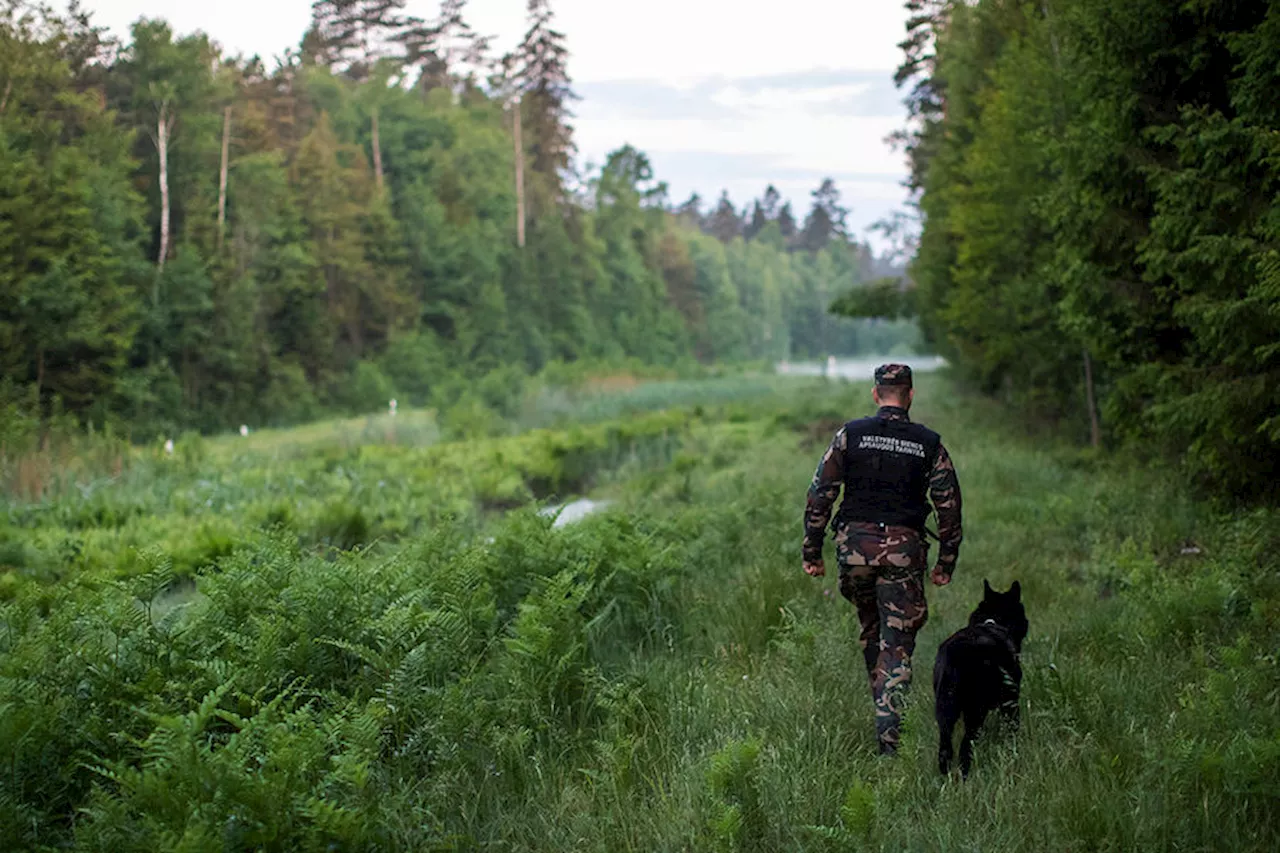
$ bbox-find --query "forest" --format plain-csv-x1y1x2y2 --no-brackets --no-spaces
0,0,916,447
876,0,1280,498
2,1,1279,851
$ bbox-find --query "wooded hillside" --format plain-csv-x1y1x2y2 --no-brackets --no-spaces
0,0,913,442
893,0,1280,497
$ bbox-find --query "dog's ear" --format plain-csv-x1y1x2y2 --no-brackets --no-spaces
1010,580,1021,600
983,578,993,598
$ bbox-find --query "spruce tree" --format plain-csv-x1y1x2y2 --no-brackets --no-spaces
397,0,490,93
514,0,576,186
760,184,782,220
675,192,704,229
743,201,768,241
799,178,848,252
777,202,798,243
706,191,743,244
307,0,410,78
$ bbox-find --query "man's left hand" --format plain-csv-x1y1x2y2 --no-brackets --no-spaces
804,559,826,577
931,565,952,586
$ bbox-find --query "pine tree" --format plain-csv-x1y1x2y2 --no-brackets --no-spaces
777,202,798,243
306,0,410,79
743,201,768,241
896,0,951,119
706,191,743,244
397,0,490,93
514,0,576,187
675,192,703,229
760,184,782,220
799,178,848,252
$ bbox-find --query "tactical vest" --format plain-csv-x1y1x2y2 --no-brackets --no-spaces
837,413,942,533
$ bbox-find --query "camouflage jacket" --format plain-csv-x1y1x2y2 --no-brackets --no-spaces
803,406,963,572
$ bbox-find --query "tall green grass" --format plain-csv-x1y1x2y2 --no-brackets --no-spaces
0,375,1275,850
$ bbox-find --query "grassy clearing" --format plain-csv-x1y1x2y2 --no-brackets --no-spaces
0,365,776,504
1,374,1276,851
0,373,795,601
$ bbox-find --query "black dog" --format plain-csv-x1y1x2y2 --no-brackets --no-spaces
933,579,1028,777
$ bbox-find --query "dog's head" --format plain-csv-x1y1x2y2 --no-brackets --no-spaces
969,579,1029,651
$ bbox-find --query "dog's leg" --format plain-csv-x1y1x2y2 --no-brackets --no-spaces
959,706,985,779
998,664,1022,732
998,695,1020,733
936,706,956,774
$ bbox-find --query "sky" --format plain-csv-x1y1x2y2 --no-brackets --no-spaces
85,0,914,244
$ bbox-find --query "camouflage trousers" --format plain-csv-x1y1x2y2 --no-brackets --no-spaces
834,522,929,751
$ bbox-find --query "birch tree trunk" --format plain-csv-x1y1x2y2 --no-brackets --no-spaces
157,101,171,273
217,105,231,252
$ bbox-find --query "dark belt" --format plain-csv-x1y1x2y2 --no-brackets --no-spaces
841,520,940,543
844,520,928,537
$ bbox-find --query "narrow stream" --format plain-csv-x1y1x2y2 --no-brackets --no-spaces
538,498,615,528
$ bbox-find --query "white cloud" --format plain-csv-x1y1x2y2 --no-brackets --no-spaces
86,1,909,80
574,115,907,178
88,0,311,60
711,82,874,112
470,0,910,82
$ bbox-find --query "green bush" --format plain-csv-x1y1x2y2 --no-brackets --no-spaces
334,361,398,416
378,330,451,406
263,360,322,427
312,501,373,552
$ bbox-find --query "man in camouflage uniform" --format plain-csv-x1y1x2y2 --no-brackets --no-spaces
802,364,963,755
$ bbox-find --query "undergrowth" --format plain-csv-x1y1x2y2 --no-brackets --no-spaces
0,374,1276,850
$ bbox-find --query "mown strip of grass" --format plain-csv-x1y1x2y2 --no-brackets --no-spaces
1,375,1276,851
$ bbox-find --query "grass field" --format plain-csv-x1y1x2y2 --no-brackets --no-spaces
1,373,1277,851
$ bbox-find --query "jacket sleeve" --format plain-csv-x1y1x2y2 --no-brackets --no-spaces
803,427,847,563
928,442,963,573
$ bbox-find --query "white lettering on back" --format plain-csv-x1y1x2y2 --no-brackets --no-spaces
857,434,926,459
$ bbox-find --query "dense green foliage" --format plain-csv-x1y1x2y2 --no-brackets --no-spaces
9,0,1277,847
894,0,1280,497
0,0,913,447
1,373,1276,849
0,371,790,595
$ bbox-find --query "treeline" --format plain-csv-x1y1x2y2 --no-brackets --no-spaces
0,0,911,441
893,0,1280,497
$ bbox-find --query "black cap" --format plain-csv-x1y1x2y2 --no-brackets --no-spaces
874,363,913,388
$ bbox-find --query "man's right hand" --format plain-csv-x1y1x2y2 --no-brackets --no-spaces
804,559,826,578
930,564,952,586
